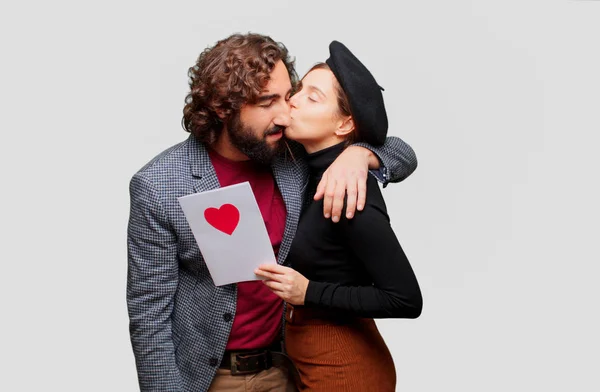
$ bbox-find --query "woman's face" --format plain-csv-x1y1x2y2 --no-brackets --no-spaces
286,68,349,152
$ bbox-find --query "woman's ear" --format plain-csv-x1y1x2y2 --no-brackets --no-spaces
335,116,355,136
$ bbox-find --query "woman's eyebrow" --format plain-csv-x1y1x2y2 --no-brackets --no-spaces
307,85,326,98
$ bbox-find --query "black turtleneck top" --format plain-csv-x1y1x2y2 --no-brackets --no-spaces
286,142,423,318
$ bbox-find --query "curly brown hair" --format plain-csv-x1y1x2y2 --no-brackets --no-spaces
182,33,298,144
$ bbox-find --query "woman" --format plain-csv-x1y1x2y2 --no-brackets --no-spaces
255,41,423,391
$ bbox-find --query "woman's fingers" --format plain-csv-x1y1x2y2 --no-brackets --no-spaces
263,280,285,293
256,264,288,274
255,266,279,279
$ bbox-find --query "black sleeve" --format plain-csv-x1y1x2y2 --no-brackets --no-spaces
304,178,423,318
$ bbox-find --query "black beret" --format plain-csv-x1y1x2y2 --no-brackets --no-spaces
325,40,388,145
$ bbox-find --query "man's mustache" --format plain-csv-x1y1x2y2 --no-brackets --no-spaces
264,126,284,136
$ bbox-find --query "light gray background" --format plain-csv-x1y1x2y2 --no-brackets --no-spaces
1,0,598,391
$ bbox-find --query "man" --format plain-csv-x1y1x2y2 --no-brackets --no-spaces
127,33,417,392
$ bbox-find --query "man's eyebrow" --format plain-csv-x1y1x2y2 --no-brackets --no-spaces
256,94,280,102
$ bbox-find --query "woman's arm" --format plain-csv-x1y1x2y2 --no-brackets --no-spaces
305,184,422,318
256,179,422,319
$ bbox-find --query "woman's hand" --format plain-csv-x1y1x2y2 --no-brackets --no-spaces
254,264,309,305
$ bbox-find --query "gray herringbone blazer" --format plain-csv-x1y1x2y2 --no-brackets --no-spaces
127,135,416,392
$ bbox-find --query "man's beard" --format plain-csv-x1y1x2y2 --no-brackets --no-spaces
226,112,285,165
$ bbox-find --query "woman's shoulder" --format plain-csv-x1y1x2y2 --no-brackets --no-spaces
364,174,388,211
339,174,389,228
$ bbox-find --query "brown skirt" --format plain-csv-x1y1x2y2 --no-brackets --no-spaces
285,304,396,392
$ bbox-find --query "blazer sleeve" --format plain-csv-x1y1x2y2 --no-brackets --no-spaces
354,135,418,186
304,179,423,318
127,173,184,392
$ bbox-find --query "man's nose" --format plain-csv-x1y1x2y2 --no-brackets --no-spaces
275,102,291,127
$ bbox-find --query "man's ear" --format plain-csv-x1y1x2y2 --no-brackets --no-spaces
335,116,355,137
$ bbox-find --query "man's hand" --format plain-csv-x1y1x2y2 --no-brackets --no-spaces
254,264,309,306
314,146,380,222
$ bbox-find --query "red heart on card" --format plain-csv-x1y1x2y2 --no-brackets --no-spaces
204,204,240,235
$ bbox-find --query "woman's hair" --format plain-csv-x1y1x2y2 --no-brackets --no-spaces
304,62,358,144
182,33,298,144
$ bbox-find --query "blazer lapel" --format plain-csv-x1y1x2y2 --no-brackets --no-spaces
188,135,221,194
272,156,305,266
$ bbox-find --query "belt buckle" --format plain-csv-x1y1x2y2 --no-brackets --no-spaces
230,352,251,375
230,351,271,375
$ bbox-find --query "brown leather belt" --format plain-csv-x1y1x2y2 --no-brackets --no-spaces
220,348,272,374
219,340,301,385
221,341,277,371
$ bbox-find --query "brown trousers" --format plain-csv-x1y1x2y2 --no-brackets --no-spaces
285,304,396,392
208,366,297,392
